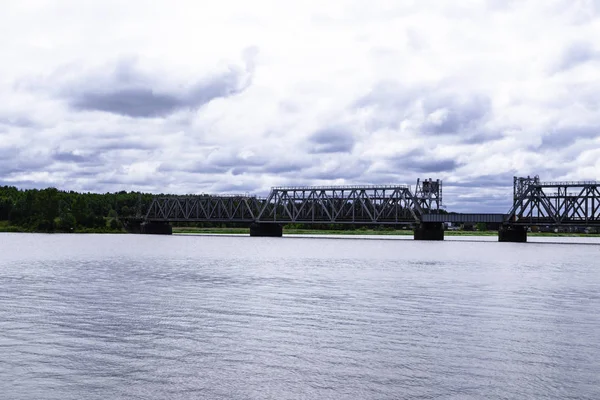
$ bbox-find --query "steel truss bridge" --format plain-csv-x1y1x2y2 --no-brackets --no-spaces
141,176,600,241
507,176,600,226
145,179,442,225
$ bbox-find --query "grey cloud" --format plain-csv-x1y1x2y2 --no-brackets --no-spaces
0,115,37,128
355,82,493,143
308,127,355,153
263,160,312,174
209,152,268,169
445,173,516,189
460,131,505,145
157,162,229,175
556,42,598,71
354,81,415,130
421,95,491,135
0,179,49,190
97,177,160,189
158,152,311,178
0,155,52,175
71,88,182,118
94,140,155,152
68,66,249,118
0,146,18,160
355,172,419,186
390,151,464,173
26,54,255,118
445,195,512,213
412,159,462,173
210,181,262,194
52,150,89,163
355,81,413,109
159,151,278,175
64,168,107,178
540,125,599,148
300,159,371,181
231,159,311,176
61,131,156,153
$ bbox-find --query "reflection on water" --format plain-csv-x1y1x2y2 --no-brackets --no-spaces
1,233,599,399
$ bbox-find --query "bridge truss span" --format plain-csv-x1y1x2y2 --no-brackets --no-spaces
146,195,264,223
143,179,443,226
508,176,600,225
256,185,424,224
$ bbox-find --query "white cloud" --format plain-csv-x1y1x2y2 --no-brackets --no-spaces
1,0,599,211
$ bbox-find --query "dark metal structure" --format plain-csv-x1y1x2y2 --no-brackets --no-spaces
146,195,264,223
414,178,443,211
256,184,423,224
506,176,600,226
141,175,600,241
422,213,506,224
145,180,443,225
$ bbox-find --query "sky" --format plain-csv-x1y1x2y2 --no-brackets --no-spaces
1,0,599,212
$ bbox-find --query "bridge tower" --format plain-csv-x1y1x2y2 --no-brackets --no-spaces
501,176,600,242
414,178,442,211
413,178,445,240
499,176,537,242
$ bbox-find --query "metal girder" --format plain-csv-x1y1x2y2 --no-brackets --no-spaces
507,176,600,226
422,213,506,223
256,185,425,224
144,179,443,225
145,195,264,222
415,178,443,211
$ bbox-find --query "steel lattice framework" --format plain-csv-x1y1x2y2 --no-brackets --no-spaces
145,180,443,225
146,195,264,222
507,176,600,225
256,185,423,224
414,178,443,211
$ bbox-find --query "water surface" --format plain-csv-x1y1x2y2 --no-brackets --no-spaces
1,233,599,399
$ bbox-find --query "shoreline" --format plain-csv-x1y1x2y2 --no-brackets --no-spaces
1,225,599,238
171,227,600,238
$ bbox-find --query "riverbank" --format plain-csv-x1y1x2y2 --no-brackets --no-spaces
172,226,600,237
0,221,124,234
2,222,598,237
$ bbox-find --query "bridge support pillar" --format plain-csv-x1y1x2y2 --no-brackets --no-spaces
414,222,445,241
498,225,527,243
141,222,173,235
124,219,142,234
250,223,283,237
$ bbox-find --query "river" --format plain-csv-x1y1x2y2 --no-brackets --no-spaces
1,233,599,399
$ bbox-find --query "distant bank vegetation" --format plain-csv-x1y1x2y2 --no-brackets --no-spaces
0,186,152,233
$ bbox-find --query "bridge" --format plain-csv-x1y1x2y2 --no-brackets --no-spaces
139,176,600,242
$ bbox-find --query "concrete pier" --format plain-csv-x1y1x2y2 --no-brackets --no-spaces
141,222,173,235
414,222,445,241
498,225,527,242
124,219,142,234
250,223,283,237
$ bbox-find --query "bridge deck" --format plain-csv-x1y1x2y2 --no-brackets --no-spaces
422,214,507,223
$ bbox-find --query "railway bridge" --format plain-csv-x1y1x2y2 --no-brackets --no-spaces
139,176,600,242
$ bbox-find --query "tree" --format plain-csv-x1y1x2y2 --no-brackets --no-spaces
0,196,13,220
55,213,76,232
72,196,90,227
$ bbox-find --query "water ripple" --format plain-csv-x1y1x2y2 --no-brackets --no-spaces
1,233,599,399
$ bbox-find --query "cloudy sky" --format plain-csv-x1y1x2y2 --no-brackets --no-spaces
1,0,599,211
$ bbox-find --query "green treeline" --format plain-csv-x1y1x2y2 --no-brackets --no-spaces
0,186,153,233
